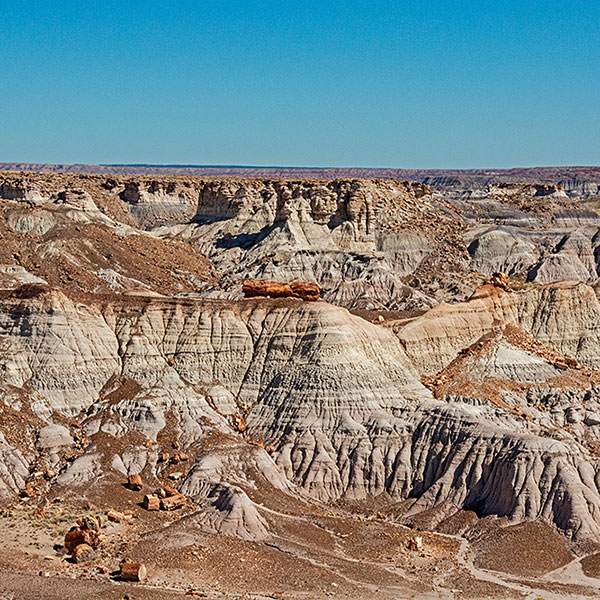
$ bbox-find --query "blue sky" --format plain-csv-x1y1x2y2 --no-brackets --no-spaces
1,1,598,168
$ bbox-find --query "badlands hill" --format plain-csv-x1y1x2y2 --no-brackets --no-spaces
3,169,600,308
2,170,600,598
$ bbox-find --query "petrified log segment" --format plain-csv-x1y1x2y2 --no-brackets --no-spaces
127,473,143,490
163,484,178,496
65,528,97,552
242,280,320,301
76,515,101,531
72,543,95,564
143,494,160,511
160,493,186,511
120,561,147,582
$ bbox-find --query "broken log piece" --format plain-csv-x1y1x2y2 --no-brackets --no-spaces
76,515,101,531
72,543,95,564
565,356,578,368
65,529,87,552
163,484,179,496
242,280,320,301
65,528,97,552
127,473,143,491
143,494,160,511
160,493,186,511
171,451,190,464
20,482,35,498
120,561,147,582
107,511,123,523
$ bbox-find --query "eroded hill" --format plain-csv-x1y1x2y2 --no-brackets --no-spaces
4,170,600,310
2,171,600,598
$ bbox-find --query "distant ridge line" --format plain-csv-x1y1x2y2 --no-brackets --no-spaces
102,163,342,170
1,162,599,186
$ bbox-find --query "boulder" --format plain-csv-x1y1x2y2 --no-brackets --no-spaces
37,425,73,450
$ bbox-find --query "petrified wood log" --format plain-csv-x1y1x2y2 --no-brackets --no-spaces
127,473,143,490
242,280,320,301
65,529,96,552
72,543,95,564
120,561,147,582
143,494,160,511
160,493,186,511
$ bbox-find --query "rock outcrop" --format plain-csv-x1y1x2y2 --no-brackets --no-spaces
3,170,600,309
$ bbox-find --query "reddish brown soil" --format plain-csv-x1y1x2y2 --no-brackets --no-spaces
0,202,217,297
471,521,574,577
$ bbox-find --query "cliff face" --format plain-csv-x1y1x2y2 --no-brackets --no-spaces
397,281,600,374
0,175,217,295
150,177,463,310
2,162,600,196
98,174,600,308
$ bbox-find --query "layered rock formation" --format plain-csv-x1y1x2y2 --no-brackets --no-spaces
3,170,600,310
3,163,600,198
1,282,600,548
2,169,600,597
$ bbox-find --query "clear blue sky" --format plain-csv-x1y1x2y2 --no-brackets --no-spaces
1,1,598,168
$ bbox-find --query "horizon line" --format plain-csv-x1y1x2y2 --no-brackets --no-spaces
1,161,599,172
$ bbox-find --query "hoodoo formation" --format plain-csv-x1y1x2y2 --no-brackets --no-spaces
2,168,600,598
